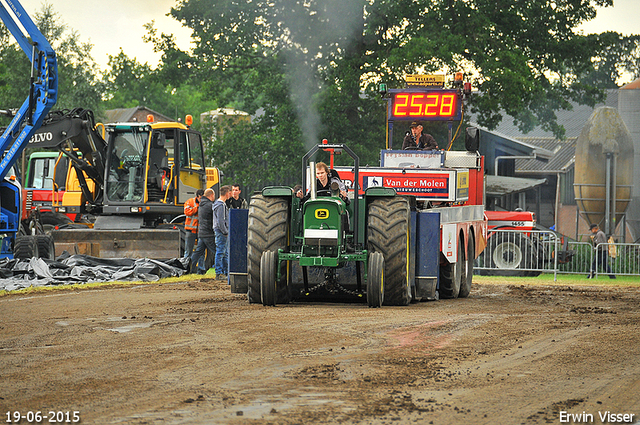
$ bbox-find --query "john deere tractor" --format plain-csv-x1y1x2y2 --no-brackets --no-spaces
245,142,413,308
234,75,490,307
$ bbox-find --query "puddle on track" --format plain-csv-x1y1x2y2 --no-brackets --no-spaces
106,322,154,333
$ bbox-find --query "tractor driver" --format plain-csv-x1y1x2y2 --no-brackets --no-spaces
296,162,348,203
402,120,439,150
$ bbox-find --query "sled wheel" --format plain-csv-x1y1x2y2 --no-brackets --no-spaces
439,234,463,299
459,233,474,298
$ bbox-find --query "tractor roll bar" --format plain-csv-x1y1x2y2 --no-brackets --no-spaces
302,143,360,248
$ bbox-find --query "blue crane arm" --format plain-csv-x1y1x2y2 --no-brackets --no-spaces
0,0,57,180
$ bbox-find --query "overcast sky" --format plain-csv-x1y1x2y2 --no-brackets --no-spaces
19,0,192,70
15,0,640,73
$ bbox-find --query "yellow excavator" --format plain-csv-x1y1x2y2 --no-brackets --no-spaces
31,108,222,258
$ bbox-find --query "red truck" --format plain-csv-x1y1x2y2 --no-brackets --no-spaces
482,210,573,276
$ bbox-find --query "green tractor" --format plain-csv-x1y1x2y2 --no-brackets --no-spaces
245,142,414,307
233,75,489,306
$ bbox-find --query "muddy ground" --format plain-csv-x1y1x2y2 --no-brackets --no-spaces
1,278,639,425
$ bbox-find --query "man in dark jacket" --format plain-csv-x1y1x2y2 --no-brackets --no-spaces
190,188,217,274
296,162,348,203
588,223,615,279
402,121,438,150
213,185,232,280
226,184,248,209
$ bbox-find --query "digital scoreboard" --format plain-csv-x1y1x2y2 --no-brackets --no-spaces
389,89,461,121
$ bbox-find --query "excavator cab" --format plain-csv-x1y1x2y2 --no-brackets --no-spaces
30,109,215,231
148,131,169,195
101,121,208,223
105,125,150,203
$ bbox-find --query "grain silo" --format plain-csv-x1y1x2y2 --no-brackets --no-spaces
618,78,640,242
573,107,634,236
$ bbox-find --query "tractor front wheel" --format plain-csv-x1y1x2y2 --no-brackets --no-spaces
260,250,277,306
367,252,384,308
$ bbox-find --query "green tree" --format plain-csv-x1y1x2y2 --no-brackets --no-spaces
0,25,30,120
102,45,218,126
0,4,103,123
102,51,166,111
580,32,640,90
168,0,640,188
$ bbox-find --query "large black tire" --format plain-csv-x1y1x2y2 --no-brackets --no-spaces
459,233,474,298
439,234,463,299
367,252,384,308
13,235,39,260
36,235,55,260
260,250,277,306
247,195,289,304
367,197,411,306
487,233,541,277
40,211,73,234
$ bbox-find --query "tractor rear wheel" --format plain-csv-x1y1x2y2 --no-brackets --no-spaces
367,197,411,306
439,235,463,299
367,252,384,308
260,250,277,306
459,233,474,298
247,195,289,303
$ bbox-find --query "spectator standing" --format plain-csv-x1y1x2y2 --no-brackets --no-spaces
190,188,217,274
588,224,615,279
226,184,248,209
183,189,204,259
213,185,232,280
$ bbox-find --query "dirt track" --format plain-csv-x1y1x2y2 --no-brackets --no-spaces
1,278,639,425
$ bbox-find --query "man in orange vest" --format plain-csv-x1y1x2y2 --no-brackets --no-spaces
184,189,205,259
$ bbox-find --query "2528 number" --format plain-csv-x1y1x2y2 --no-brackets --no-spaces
392,92,458,119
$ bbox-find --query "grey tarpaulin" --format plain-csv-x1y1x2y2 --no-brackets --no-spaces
0,253,190,292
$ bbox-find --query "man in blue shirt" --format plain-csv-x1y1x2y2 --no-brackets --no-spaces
213,185,232,280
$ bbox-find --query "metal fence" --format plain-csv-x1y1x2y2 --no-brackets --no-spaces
475,229,640,278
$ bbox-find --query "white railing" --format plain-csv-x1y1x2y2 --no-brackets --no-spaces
475,229,640,278
590,243,640,277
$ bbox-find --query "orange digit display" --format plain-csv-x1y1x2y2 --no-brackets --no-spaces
424,94,439,116
390,90,460,121
393,94,409,116
440,94,456,116
409,94,424,116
